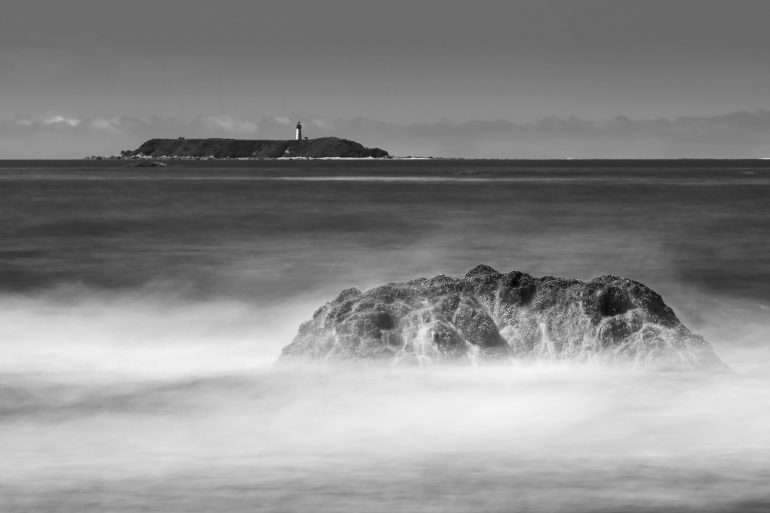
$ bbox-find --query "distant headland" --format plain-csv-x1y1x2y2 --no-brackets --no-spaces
96,136,390,161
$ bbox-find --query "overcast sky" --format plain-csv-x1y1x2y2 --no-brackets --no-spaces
2,0,770,158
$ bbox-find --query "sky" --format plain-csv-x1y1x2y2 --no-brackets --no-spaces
2,0,770,158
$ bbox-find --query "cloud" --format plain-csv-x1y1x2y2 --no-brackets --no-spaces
88,118,121,133
43,115,81,127
194,115,258,136
2,110,770,159
253,111,770,158
0,114,263,158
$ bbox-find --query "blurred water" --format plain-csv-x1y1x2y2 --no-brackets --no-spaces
0,160,769,512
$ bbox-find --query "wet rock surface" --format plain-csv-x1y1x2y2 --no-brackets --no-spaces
280,265,728,370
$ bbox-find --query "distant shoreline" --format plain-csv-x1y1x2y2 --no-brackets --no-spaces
105,136,391,160
79,156,770,163
3,157,770,164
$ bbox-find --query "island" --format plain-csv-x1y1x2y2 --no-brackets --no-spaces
114,136,390,160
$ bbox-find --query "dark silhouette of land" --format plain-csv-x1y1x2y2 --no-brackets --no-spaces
119,137,389,159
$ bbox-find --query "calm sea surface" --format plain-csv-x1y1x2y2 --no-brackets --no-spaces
1,160,769,512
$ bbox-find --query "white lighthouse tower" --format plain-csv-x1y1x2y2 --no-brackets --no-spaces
295,121,302,141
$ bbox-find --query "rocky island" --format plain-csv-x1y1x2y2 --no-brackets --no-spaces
117,136,389,160
280,265,727,370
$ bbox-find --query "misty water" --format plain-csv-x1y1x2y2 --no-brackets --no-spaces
1,160,769,512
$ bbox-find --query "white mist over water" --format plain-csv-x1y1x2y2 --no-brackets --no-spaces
1,286,769,512
0,289,303,380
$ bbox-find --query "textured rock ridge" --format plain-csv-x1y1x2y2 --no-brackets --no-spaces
121,137,389,159
280,265,727,370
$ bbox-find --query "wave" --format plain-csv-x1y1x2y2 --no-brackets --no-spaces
2,363,770,512
0,281,768,511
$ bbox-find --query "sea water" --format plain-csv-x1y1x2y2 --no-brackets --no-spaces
0,160,769,512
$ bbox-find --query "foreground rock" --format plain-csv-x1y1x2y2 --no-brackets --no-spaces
280,265,727,370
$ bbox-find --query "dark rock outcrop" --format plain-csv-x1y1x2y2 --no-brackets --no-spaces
121,137,389,159
280,265,727,370
130,160,167,167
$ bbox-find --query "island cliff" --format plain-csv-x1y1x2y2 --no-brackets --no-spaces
280,265,728,371
120,137,389,159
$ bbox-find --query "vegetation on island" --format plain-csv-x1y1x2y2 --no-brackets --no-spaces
115,137,390,160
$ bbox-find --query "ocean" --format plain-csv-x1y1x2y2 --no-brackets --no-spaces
1,159,769,512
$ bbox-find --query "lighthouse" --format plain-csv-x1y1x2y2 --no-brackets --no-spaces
295,121,302,141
